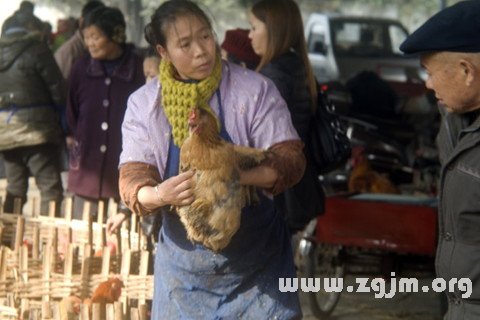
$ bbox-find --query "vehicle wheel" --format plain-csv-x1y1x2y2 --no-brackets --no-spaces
306,243,345,319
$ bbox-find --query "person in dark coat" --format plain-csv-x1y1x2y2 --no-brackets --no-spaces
66,6,144,219
0,12,66,215
249,0,325,233
400,1,480,318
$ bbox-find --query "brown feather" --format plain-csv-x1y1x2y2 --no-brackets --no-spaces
348,158,398,194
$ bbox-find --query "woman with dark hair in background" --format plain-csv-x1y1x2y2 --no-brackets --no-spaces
119,0,305,318
66,6,144,219
249,0,325,233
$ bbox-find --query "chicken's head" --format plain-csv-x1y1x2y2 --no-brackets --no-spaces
188,107,220,140
188,108,201,134
108,278,124,301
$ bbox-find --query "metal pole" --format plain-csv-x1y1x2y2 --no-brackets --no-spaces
439,0,447,10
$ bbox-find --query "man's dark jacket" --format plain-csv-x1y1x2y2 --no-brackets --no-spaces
436,106,480,308
0,30,65,151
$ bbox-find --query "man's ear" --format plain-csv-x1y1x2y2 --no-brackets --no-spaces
156,45,169,61
459,59,477,86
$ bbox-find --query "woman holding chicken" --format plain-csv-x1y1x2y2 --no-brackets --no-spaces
119,1,305,318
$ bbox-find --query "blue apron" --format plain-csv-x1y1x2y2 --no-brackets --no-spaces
152,91,301,319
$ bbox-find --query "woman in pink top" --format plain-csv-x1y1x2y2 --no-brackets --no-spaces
119,1,305,318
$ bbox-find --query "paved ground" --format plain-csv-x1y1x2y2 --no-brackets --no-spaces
298,276,443,319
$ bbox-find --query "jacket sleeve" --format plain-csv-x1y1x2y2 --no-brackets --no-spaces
119,88,160,215
66,60,81,136
119,162,161,216
33,40,67,132
34,41,67,108
241,75,306,194
263,140,306,195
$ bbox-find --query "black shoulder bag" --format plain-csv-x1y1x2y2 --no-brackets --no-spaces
308,90,351,174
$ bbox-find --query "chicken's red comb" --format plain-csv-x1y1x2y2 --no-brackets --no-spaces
188,109,197,119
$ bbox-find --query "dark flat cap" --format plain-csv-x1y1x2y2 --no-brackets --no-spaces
400,0,480,54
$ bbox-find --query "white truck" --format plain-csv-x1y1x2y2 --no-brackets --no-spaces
304,13,424,84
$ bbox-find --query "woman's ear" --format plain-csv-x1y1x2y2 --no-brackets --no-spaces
156,45,169,61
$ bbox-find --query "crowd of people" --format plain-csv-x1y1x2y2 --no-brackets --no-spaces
1,0,480,318
0,0,321,230
0,1,148,219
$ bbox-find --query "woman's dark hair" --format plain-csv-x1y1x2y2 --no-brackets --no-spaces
144,0,213,48
82,6,126,44
251,0,317,109
81,1,105,19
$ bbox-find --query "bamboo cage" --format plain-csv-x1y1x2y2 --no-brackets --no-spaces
0,196,154,320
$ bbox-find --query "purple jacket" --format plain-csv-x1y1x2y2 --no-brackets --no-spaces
120,61,300,177
67,45,145,199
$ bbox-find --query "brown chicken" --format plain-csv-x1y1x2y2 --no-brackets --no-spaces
83,277,124,318
59,278,123,319
90,277,124,304
178,107,266,251
348,157,398,194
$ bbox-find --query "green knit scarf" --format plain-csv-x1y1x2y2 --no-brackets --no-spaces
160,57,222,146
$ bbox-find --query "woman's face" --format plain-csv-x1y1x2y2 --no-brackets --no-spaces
157,15,216,81
83,25,122,60
248,13,268,57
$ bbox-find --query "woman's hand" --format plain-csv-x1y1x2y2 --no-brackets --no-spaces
137,171,195,210
106,213,128,235
66,136,74,150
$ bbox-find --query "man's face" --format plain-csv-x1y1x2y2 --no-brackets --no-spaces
421,52,480,113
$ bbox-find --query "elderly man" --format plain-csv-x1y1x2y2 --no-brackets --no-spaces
400,1,480,318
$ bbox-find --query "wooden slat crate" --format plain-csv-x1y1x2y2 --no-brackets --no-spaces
0,196,154,319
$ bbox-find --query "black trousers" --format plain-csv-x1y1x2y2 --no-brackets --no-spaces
2,143,63,216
